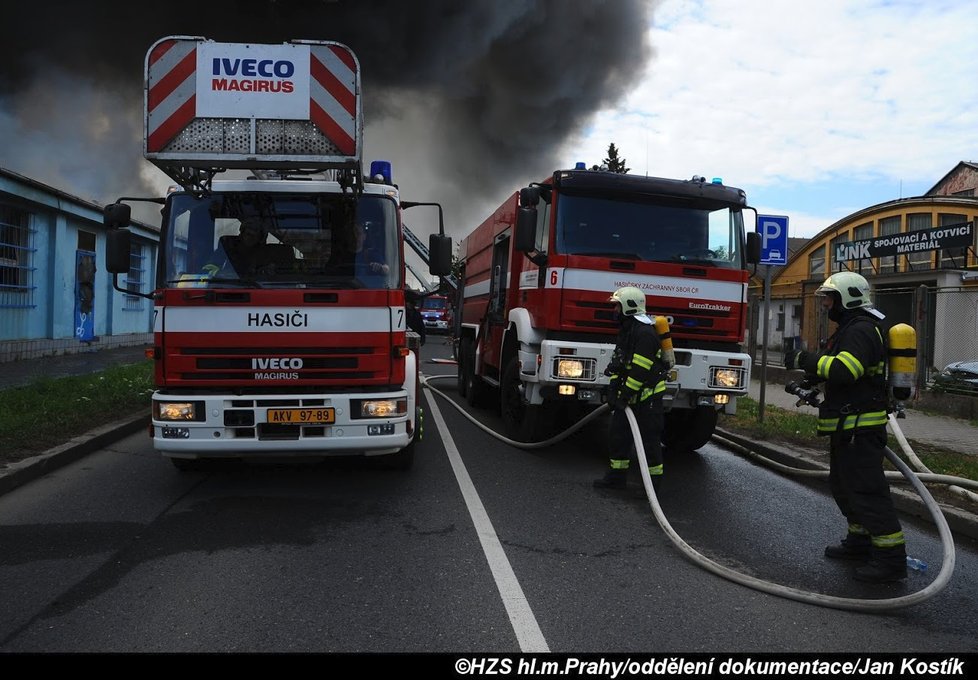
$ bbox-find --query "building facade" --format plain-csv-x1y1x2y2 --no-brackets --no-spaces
0,168,159,362
753,162,978,383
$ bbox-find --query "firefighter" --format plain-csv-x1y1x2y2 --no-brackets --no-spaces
594,286,668,491
784,271,906,583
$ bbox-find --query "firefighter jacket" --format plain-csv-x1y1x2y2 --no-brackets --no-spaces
606,317,668,404
796,310,888,435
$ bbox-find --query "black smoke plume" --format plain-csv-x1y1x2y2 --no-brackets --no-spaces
0,0,653,237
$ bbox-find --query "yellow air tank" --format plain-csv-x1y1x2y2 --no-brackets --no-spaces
655,315,676,370
887,323,917,402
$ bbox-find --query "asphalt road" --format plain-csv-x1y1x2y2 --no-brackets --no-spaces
1,339,976,653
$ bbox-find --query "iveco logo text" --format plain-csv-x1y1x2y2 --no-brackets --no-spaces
212,58,296,78
689,302,731,312
252,358,304,370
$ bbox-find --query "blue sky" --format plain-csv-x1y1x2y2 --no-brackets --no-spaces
564,0,978,238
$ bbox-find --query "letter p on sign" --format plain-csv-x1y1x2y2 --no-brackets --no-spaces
757,214,788,265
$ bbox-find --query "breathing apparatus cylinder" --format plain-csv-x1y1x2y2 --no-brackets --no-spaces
887,323,917,402
655,315,676,369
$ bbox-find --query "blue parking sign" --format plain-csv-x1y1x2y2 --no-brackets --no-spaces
757,214,789,265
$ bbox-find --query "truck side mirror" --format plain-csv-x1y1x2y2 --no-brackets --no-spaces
104,202,132,229
515,207,538,253
106,228,132,274
519,186,540,207
428,234,452,276
746,231,761,265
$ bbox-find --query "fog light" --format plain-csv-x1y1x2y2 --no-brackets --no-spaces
368,424,396,435
558,384,576,396
710,366,746,389
714,394,730,405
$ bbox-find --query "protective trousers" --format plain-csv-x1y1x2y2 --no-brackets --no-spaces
607,397,664,478
828,427,903,544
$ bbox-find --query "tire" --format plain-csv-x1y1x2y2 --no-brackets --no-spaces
663,406,718,453
385,438,415,470
500,356,555,442
465,341,489,408
457,338,469,399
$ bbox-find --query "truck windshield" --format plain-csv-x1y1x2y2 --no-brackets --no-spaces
554,194,745,268
161,192,401,289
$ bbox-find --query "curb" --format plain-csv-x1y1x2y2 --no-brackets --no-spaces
715,427,978,544
0,413,149,497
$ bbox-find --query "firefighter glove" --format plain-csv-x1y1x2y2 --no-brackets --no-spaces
784,349,809,371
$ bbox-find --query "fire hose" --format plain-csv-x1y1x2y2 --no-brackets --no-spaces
420,373,964,612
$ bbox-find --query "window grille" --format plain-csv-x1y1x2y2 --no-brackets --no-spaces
0,204,36,308
124,241,145,310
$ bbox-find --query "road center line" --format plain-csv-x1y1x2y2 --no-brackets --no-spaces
423,386,550,653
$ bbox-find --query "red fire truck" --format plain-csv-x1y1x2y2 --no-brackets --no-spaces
456,167,760,450
104,37,451,470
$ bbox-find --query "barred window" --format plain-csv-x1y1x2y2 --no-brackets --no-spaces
906,213,932,270
878,216,901,273
938,213,968,269
808,245,825,278
124,241,146,310
853,222,873,274
0,204,35,308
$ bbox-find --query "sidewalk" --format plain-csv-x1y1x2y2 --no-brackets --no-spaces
749,379,977,458
0,345,151,390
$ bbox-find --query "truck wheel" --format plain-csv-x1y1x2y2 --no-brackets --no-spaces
663,406,718,454
500,357,553,442
457,338,469,398
465,342,489,408
385,438,415,470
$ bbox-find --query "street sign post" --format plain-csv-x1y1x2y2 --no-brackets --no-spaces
755,214,789,423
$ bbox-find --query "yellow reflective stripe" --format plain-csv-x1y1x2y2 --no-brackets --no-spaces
631,353,654,369
625,376,643,390
816,355,831,378
855,412,887,428
817,417,838,432
639,381,667,401
610,459,630,470
848,524,868,535
871,531,905,548
835,351,863,379
648,464,663,477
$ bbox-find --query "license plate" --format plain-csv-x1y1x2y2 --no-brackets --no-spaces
266,408,336,424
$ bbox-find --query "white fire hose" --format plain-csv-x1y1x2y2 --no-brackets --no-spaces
421,373,964,612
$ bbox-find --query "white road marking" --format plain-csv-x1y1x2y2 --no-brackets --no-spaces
423,385,550,653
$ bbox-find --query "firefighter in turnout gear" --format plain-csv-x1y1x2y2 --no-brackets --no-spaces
784,272,907,583
594,287,668,491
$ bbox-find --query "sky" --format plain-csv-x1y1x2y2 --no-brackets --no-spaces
1,0,976,247
566,0,978,238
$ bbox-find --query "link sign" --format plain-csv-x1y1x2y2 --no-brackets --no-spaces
835,221,974,261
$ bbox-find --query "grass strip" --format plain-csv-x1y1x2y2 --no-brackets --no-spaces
0,360,153,464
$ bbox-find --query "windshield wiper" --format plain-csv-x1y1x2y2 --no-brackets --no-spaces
582,251,644,260
165,277,263,288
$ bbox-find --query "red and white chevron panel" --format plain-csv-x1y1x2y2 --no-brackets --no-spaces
145,38,360,158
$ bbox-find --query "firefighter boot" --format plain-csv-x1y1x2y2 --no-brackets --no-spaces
824,533,872,561
593,468,628,490
854,545,908,583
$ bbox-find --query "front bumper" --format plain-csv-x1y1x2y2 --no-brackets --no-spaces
151,389,412,457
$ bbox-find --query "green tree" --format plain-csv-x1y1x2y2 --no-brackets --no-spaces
603,143,630,174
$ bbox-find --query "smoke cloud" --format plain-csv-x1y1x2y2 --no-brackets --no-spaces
0,0,654,239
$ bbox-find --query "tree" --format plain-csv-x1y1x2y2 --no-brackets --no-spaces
603,143,630,174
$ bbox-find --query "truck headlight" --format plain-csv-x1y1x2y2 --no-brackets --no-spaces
709,367,746,389
553,357,596,380
354,399,407,418
155,401,201,421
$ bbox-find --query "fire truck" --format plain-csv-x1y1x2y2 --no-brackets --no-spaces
455,167,761,450
103,37,451,470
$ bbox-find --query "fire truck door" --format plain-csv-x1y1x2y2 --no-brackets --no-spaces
484,231,511,369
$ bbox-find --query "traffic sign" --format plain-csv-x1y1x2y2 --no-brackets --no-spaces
757,214,789,265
